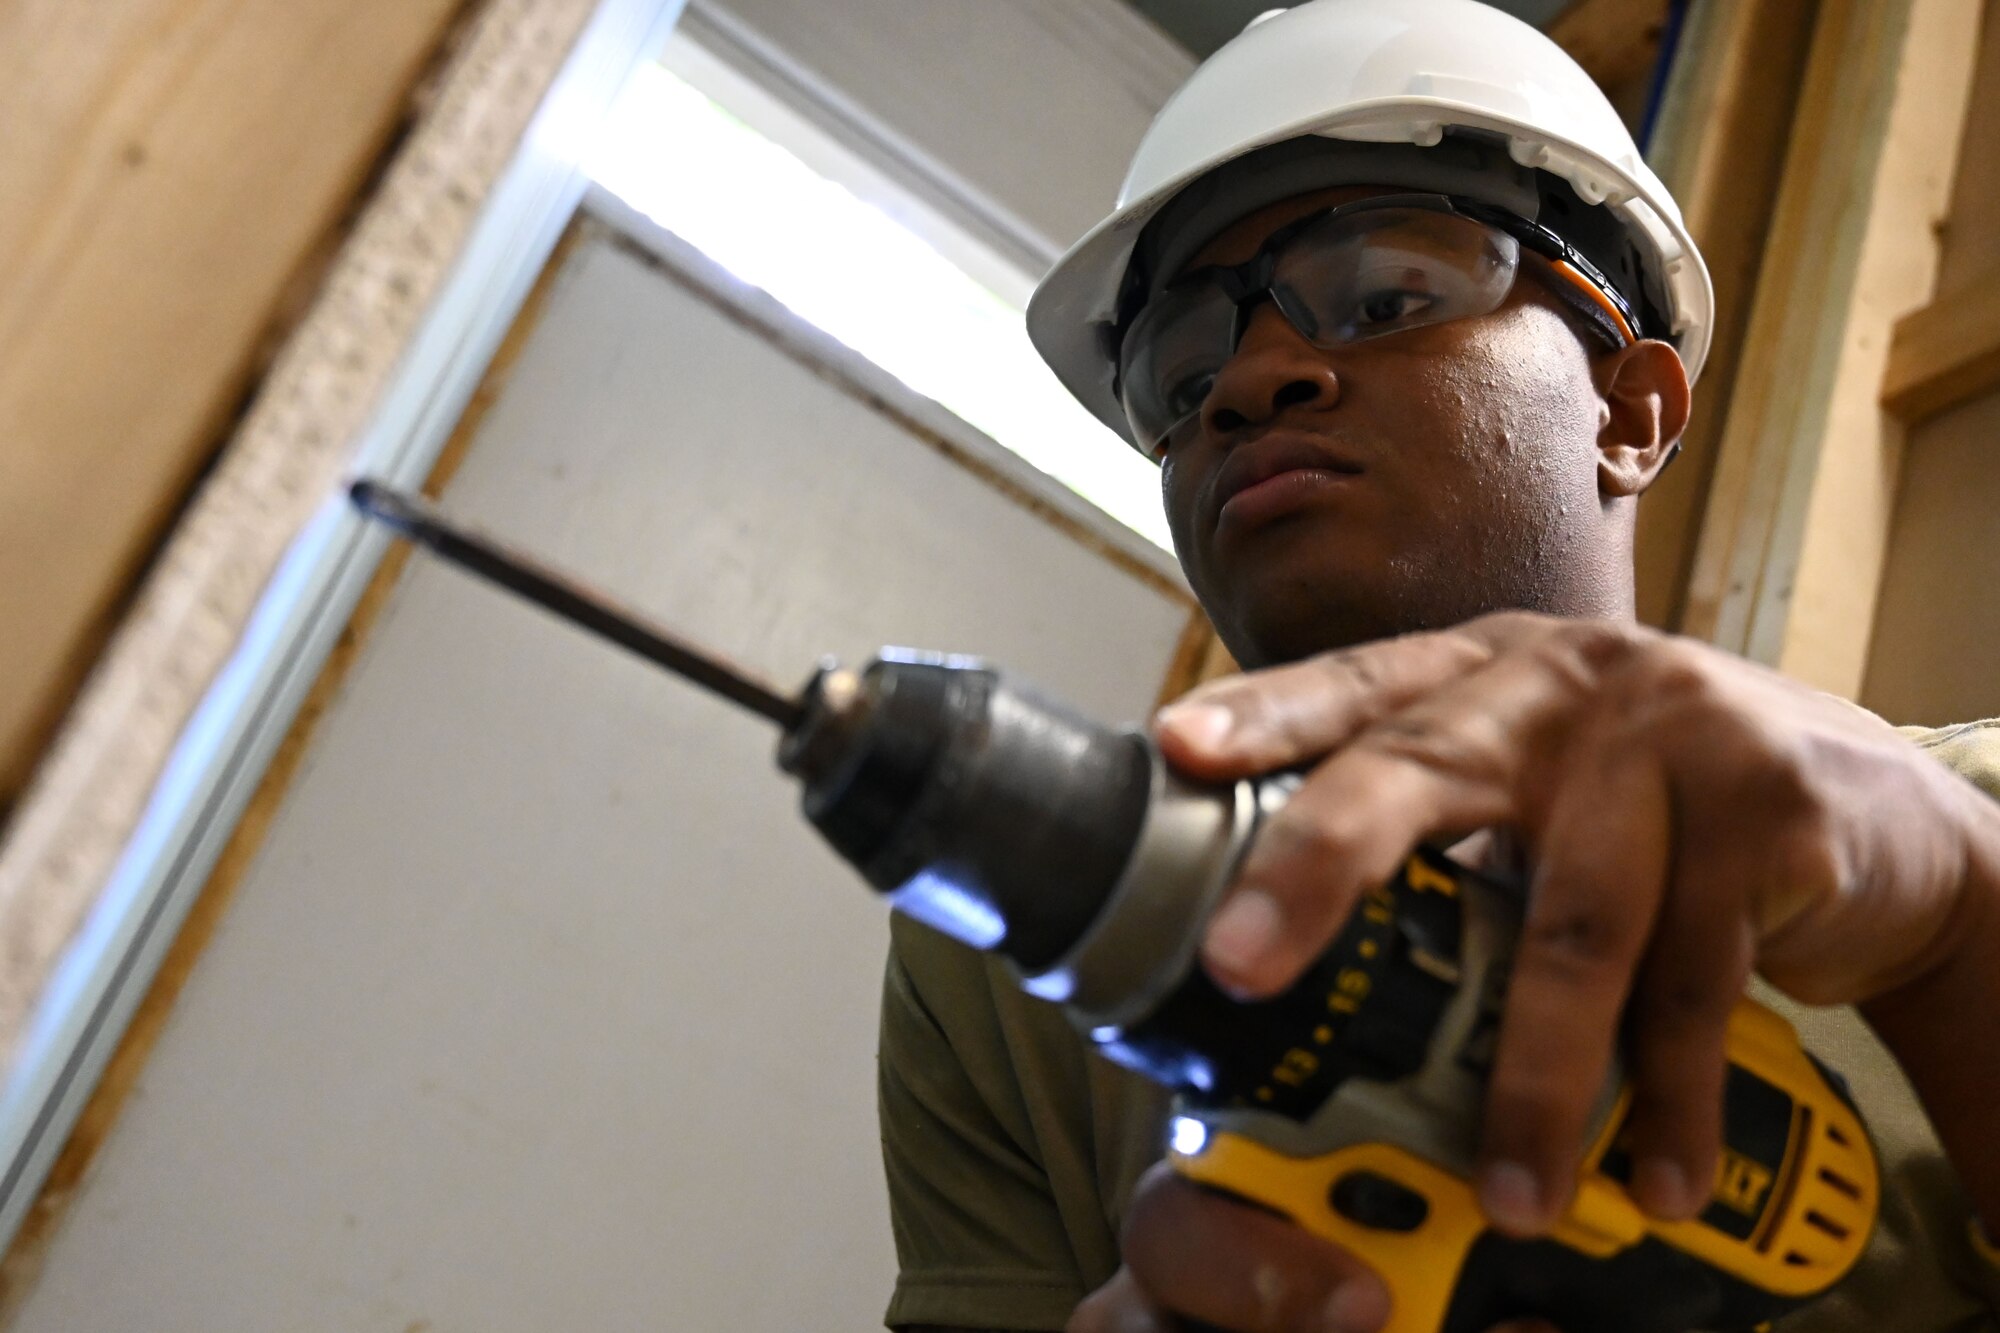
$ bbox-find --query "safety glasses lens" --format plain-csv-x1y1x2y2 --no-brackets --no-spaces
1119,284,1238,454
1278,209,1520,345
1118,207,1523,454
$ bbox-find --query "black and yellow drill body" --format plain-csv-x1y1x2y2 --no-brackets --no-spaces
1161,846,1880,1333
781,655,1882,1333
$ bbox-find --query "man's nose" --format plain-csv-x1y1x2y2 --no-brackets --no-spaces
1200,302,1341,436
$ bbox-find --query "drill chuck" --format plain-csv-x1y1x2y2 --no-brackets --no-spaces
780,653,1465,1107
780,653,1152,972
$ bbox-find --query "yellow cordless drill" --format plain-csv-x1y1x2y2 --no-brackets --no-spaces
354,482,1881,1333
778,654,1878,1333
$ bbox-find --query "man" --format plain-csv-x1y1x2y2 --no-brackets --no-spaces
878,3,2000,1330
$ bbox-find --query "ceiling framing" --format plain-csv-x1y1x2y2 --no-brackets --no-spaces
1125,0,1578,58
1121,0,1676,130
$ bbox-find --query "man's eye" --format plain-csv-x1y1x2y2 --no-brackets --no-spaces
1352,288,1437,327
1161,368,1216,419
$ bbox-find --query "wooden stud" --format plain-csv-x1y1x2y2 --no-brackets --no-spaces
1548,0,1672,90
0,0,474,804
1882,267,2000,424
1633,0,1819,630
1680,0,1910,656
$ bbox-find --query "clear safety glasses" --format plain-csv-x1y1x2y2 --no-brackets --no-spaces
1115,193,1640,458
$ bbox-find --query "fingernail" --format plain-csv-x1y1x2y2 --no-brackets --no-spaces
1203,889,1282,980
1634,1156,1698,1219
1157,702,1233,750
1322,1278,1390,1333
1479,1161,1547,1234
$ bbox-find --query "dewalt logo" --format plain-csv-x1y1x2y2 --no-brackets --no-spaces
1714,1149,1775,1217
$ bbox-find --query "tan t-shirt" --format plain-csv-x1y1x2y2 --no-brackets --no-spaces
878,719,2000,1332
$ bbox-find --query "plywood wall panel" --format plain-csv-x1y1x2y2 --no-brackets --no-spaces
0,0,470,803
1860,391,2000,724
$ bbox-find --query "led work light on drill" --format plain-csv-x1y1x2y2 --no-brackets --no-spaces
351,481,1882,1333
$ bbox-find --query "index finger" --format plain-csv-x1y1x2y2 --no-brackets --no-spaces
1154,629,1496,780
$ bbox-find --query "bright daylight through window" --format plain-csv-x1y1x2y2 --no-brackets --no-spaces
586,60,1171,550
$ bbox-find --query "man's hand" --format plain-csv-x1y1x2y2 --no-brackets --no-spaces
1068,1164,1391,1333
1150,611,1999,1235
1083,613,2000,1331
1067,1168,1552,1333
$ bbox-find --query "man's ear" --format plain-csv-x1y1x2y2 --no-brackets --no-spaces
1595,339,1690,499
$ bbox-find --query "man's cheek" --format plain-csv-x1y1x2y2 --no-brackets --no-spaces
1160,460,1192,540
1160,458,1213,588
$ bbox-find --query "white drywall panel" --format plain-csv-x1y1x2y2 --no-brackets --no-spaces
13,232,1190,1329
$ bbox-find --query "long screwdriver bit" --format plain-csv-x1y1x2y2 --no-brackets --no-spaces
348,479,806,730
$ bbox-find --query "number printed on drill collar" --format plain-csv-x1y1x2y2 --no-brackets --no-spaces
1244,854,1467,1114
1328,967,1372,1015
1250,878,1400,1106
1273,1048,1321,1087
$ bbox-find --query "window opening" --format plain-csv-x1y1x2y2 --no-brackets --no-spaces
586,47,1171,551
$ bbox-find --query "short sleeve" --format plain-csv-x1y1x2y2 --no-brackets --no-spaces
1784,716,2000,1332
1968,1224,2000,1314
877,918,1088,1331
1900,719,2000,801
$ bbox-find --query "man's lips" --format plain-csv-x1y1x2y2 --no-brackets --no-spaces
1210,434,1365,529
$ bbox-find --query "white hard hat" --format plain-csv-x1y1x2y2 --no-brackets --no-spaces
1026,0,1714,451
